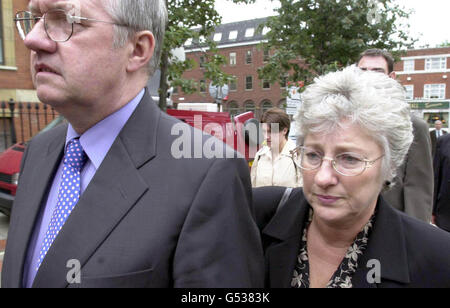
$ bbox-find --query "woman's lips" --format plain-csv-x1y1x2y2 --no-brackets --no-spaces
316,194,341,204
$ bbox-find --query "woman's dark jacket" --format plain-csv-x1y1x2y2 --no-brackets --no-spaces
254,187,450,288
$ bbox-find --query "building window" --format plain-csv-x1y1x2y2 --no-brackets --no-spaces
263,48,270,63
227,101,240,117
246,50,252,64
244,101,255,113
403,60,415,72
200,80,206,93
262,27,270,36
229,30,238,41
245,28,255,38
262,80,271,90
245,76,253,90
424,84,446,99
0,1,4,65
404,85,414,100
213,33,222,42
262,101,273,114
229,52,237,66
229,77,237,91
425,57,447,71
199,56,206,68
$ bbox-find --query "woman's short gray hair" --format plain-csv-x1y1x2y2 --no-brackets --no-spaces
295,66,413,186
103,0,168,76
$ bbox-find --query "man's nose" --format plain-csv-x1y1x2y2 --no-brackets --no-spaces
24,18,57,53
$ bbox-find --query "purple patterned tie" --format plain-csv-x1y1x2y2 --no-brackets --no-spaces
36,138,87,271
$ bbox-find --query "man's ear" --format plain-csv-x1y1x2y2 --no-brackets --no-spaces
389,71,397,80
127,31,155,73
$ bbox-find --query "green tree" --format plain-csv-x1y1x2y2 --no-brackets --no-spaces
258,0,417,87
437,41,450,47
159,0,255,110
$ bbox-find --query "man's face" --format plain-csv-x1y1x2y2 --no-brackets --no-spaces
25,0,130,109
435,121,443,130
358,56,395,79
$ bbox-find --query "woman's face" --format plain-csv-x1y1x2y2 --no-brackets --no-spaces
301,122,385,226
262,123,288,150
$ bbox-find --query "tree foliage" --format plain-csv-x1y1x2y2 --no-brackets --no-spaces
159,0,255,110
258,0,417,86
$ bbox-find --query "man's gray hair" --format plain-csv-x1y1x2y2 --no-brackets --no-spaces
295,66,413,185
103,0,168,76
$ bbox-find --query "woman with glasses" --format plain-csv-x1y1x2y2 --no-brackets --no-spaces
254,67,450,288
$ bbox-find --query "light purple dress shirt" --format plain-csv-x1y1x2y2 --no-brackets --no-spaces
23,89,145,287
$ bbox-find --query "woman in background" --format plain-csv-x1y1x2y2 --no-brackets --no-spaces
251,108,302,188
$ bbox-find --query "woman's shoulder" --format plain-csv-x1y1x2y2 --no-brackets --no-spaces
253,187,305,232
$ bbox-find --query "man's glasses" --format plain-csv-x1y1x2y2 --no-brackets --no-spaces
14,9,127,42
292,146,384,177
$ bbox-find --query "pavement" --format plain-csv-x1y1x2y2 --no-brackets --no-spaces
0,213,10,286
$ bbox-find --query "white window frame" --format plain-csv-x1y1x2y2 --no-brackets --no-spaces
229,30,238,41
229,52,237,66
425,57,447,71
245,28,255,38
404,85,414,100
213,33,222,42
245,76,253,90
424,84,446,99
403,60,415,72
245,50,252,64
229,77,237,92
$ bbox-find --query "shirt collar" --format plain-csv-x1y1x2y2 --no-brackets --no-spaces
66,88,145,169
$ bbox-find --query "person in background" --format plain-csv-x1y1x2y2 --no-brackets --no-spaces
251,108,302,188
254,67,450,288
2,0,264,288
430,120,448,157
433,133,450,231
357,49,434,223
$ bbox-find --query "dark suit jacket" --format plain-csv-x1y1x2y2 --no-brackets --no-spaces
382,116,433,223
430,129,448,157
434,133,450,232
2,91,264,288
254,187,450,288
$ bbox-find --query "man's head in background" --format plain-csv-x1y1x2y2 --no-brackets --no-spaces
357,48,396,79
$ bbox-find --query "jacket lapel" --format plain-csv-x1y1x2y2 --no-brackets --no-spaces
32,92,160,288
4,126,66,288
352,197,411,288
262,190,309,288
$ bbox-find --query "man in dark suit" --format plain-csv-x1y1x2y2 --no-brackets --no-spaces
357,49,434,223
430,120,448,157
433,134,450,232
2,0,264,288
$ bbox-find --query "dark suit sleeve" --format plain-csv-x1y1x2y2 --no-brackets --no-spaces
172,158,264,288
433,136,444,215
403,118,433,222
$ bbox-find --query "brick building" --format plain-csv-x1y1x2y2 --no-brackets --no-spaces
173,18,287,119
177,19,450,126
0,0,57,151
0,0,36,102
395,47,450,129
